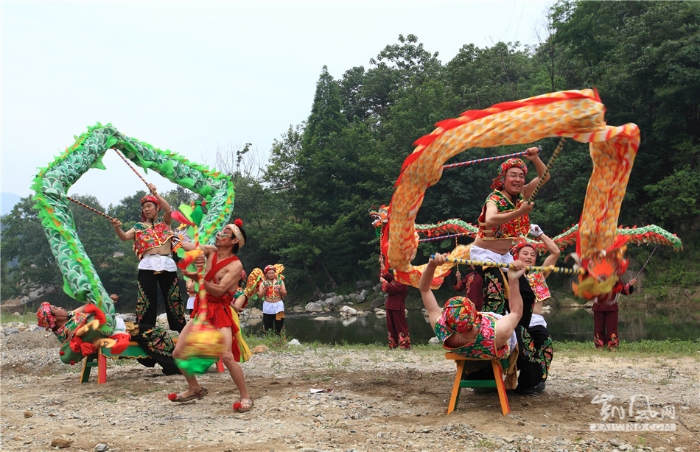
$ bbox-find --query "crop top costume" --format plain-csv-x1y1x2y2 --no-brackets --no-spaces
132,221,175,260
262,281,283,299
192,253,240,332
477,190,530,241
434,312,516,359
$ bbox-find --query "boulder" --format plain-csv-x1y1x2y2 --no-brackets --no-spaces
375,309,386,316
312,316,334,321
339,306,358,316
369,296,386,310
247,307,263,318
293,305,305,313
356,280,372,289
117,313,138,323
252,344,269,354
356,289,367,302
305,302,323,312
331,295,344,305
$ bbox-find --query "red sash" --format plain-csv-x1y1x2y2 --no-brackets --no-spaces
204,253,240,283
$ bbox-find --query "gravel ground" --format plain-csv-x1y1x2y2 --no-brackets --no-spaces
1,328,699,452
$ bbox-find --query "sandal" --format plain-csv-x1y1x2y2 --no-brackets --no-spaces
168,387,208,403
233,397,254,412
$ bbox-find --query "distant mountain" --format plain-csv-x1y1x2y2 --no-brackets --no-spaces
2,192,22,216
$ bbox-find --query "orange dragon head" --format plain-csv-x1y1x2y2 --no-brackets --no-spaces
571,237,630,300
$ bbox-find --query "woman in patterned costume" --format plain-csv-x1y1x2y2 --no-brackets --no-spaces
510,225,558,394
419,253,526,360
471,149,549,314
111,183,186,332
37,302,180,375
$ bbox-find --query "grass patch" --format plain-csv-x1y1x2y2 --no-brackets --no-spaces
243,337,699,359
0,312,36,324
554,339,700,357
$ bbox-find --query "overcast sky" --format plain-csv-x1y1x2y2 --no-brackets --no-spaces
2,1,552,211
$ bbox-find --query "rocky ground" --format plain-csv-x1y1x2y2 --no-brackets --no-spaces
1,328,699,452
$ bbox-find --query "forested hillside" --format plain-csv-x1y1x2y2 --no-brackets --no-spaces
2,1,698,309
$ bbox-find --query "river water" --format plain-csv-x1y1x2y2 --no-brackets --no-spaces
241,305,700,346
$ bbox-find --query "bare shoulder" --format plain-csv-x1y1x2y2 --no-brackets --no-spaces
201,245,217,256
225,258,243,272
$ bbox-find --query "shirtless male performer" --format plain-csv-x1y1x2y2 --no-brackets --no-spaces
168,219,253,412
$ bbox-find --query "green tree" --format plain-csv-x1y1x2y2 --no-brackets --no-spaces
0,197,62,301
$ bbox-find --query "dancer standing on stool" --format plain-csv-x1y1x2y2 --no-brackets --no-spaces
111,184,186,332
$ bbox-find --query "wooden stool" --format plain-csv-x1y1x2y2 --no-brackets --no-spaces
445,352,511,415
80,341,225,384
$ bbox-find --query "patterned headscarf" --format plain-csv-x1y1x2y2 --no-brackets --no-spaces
36,302,56,330
441,297,481,334
226,218,245,249
510,237,537,260
140,195,160,221
264,265,276,275
491,158,528,190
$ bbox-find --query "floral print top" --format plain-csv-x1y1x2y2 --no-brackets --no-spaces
54,311,90,344
434,312,512,359
133,221,174,260
526,271,551,303
477,190,530,241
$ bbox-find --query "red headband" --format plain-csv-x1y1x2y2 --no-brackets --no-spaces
511,238,537,260
140,195,160,221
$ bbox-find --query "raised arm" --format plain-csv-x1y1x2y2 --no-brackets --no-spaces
419,254,446,328
522,147,550,200
539,232,561,278
493,268,526,348
147,183,172,226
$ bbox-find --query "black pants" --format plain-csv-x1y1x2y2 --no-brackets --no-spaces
131,323,181,376
516,324,553,390
137,270,186,332
262,313,284,335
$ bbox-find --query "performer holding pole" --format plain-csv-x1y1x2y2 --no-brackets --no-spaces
111,183,186,332
470,147,549,315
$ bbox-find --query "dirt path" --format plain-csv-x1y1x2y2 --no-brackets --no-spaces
1,331,699,451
